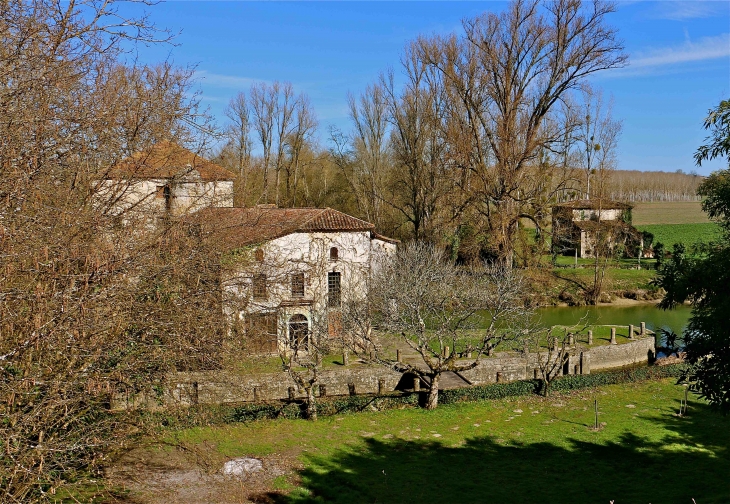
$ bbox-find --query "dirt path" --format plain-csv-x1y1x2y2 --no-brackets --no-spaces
107,445,300,503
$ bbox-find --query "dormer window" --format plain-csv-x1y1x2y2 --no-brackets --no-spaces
329,247,338,261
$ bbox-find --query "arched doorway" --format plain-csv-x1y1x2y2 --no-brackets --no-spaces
288,314,309,351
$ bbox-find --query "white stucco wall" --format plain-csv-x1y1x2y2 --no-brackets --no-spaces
96,178,233,222
572,208,622,222
223,230,395,351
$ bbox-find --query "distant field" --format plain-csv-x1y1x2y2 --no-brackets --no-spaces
632,201,709,225
637,223,721,249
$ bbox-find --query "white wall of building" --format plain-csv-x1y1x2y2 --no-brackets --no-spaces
572,208,623,222
223,231,396,351
97,177,233,223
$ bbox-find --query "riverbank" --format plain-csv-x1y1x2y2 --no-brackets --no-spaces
550,297,659,308
527,266,661,307
598,297,658,306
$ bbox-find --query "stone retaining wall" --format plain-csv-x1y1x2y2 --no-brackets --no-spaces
162,365,401,407
459,356,529,385
116,337,656,408
590,336,655,371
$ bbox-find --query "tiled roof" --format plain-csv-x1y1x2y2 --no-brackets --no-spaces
107,141,236,181
192,206,377,248
371,231,400,244
553,199,632,210
553,199,632,211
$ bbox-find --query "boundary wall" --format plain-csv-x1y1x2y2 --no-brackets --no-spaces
115,337,655,408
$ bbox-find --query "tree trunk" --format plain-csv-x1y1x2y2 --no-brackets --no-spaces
306,386,317,421
541,378,551,397
425,373,440,410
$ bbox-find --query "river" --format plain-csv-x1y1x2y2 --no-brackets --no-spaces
535,302,692,338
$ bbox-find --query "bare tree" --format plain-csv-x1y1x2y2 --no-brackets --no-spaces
283,94,318,206
250,81,278,202
570,88,625,304
527,315,589,395
224,92,253,178
529,329,573,396
414,0,627,265
344,84,391,226
279,311,331,421
0,1,224,500
380,46,453,242
240,81,317,206
576,88,621,199
342,243,532,409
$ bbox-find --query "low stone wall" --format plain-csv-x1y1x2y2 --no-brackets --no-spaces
163,365,401,407
459,355,529,385
590,336,655,371
118,336,656,409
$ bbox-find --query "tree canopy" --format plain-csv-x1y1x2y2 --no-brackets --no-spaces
657,99,730,412
694,100,730,167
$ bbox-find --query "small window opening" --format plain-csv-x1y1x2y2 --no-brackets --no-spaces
255,249,264,262
330,247,338,261
291,273,305,298
157,185,172,212
252,273,267,300
328,271,341,308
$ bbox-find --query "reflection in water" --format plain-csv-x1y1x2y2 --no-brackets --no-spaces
535,303,691,339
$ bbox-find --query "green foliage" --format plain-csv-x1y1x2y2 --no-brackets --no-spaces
440,380,539,403
656,162,730,411
440,364,688,403
699,169,730,233
694,99,730,166
146,394,421,428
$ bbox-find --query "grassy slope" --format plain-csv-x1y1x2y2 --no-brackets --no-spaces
631,201,709,225
633,200,721,249
164,380,729,503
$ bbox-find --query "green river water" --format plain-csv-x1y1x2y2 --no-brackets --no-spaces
535,303,692,337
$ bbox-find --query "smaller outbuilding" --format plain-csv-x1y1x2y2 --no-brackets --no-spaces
552,199,639,258
99,141,236,224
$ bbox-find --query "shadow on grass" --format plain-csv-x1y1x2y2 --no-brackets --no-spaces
255,400,729,504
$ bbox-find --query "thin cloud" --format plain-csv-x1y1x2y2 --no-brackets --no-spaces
602,33,730,78
194,70,268,89
631,33,729,68
652,1,728,21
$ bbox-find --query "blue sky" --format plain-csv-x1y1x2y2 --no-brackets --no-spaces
133,1,730,175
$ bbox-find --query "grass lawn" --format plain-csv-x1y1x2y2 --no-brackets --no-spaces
139,379,730,503
551,265,657,292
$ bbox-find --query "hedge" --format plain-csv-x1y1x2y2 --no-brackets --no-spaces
146,392,420,428
440,363,689,404
148,363,689,428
